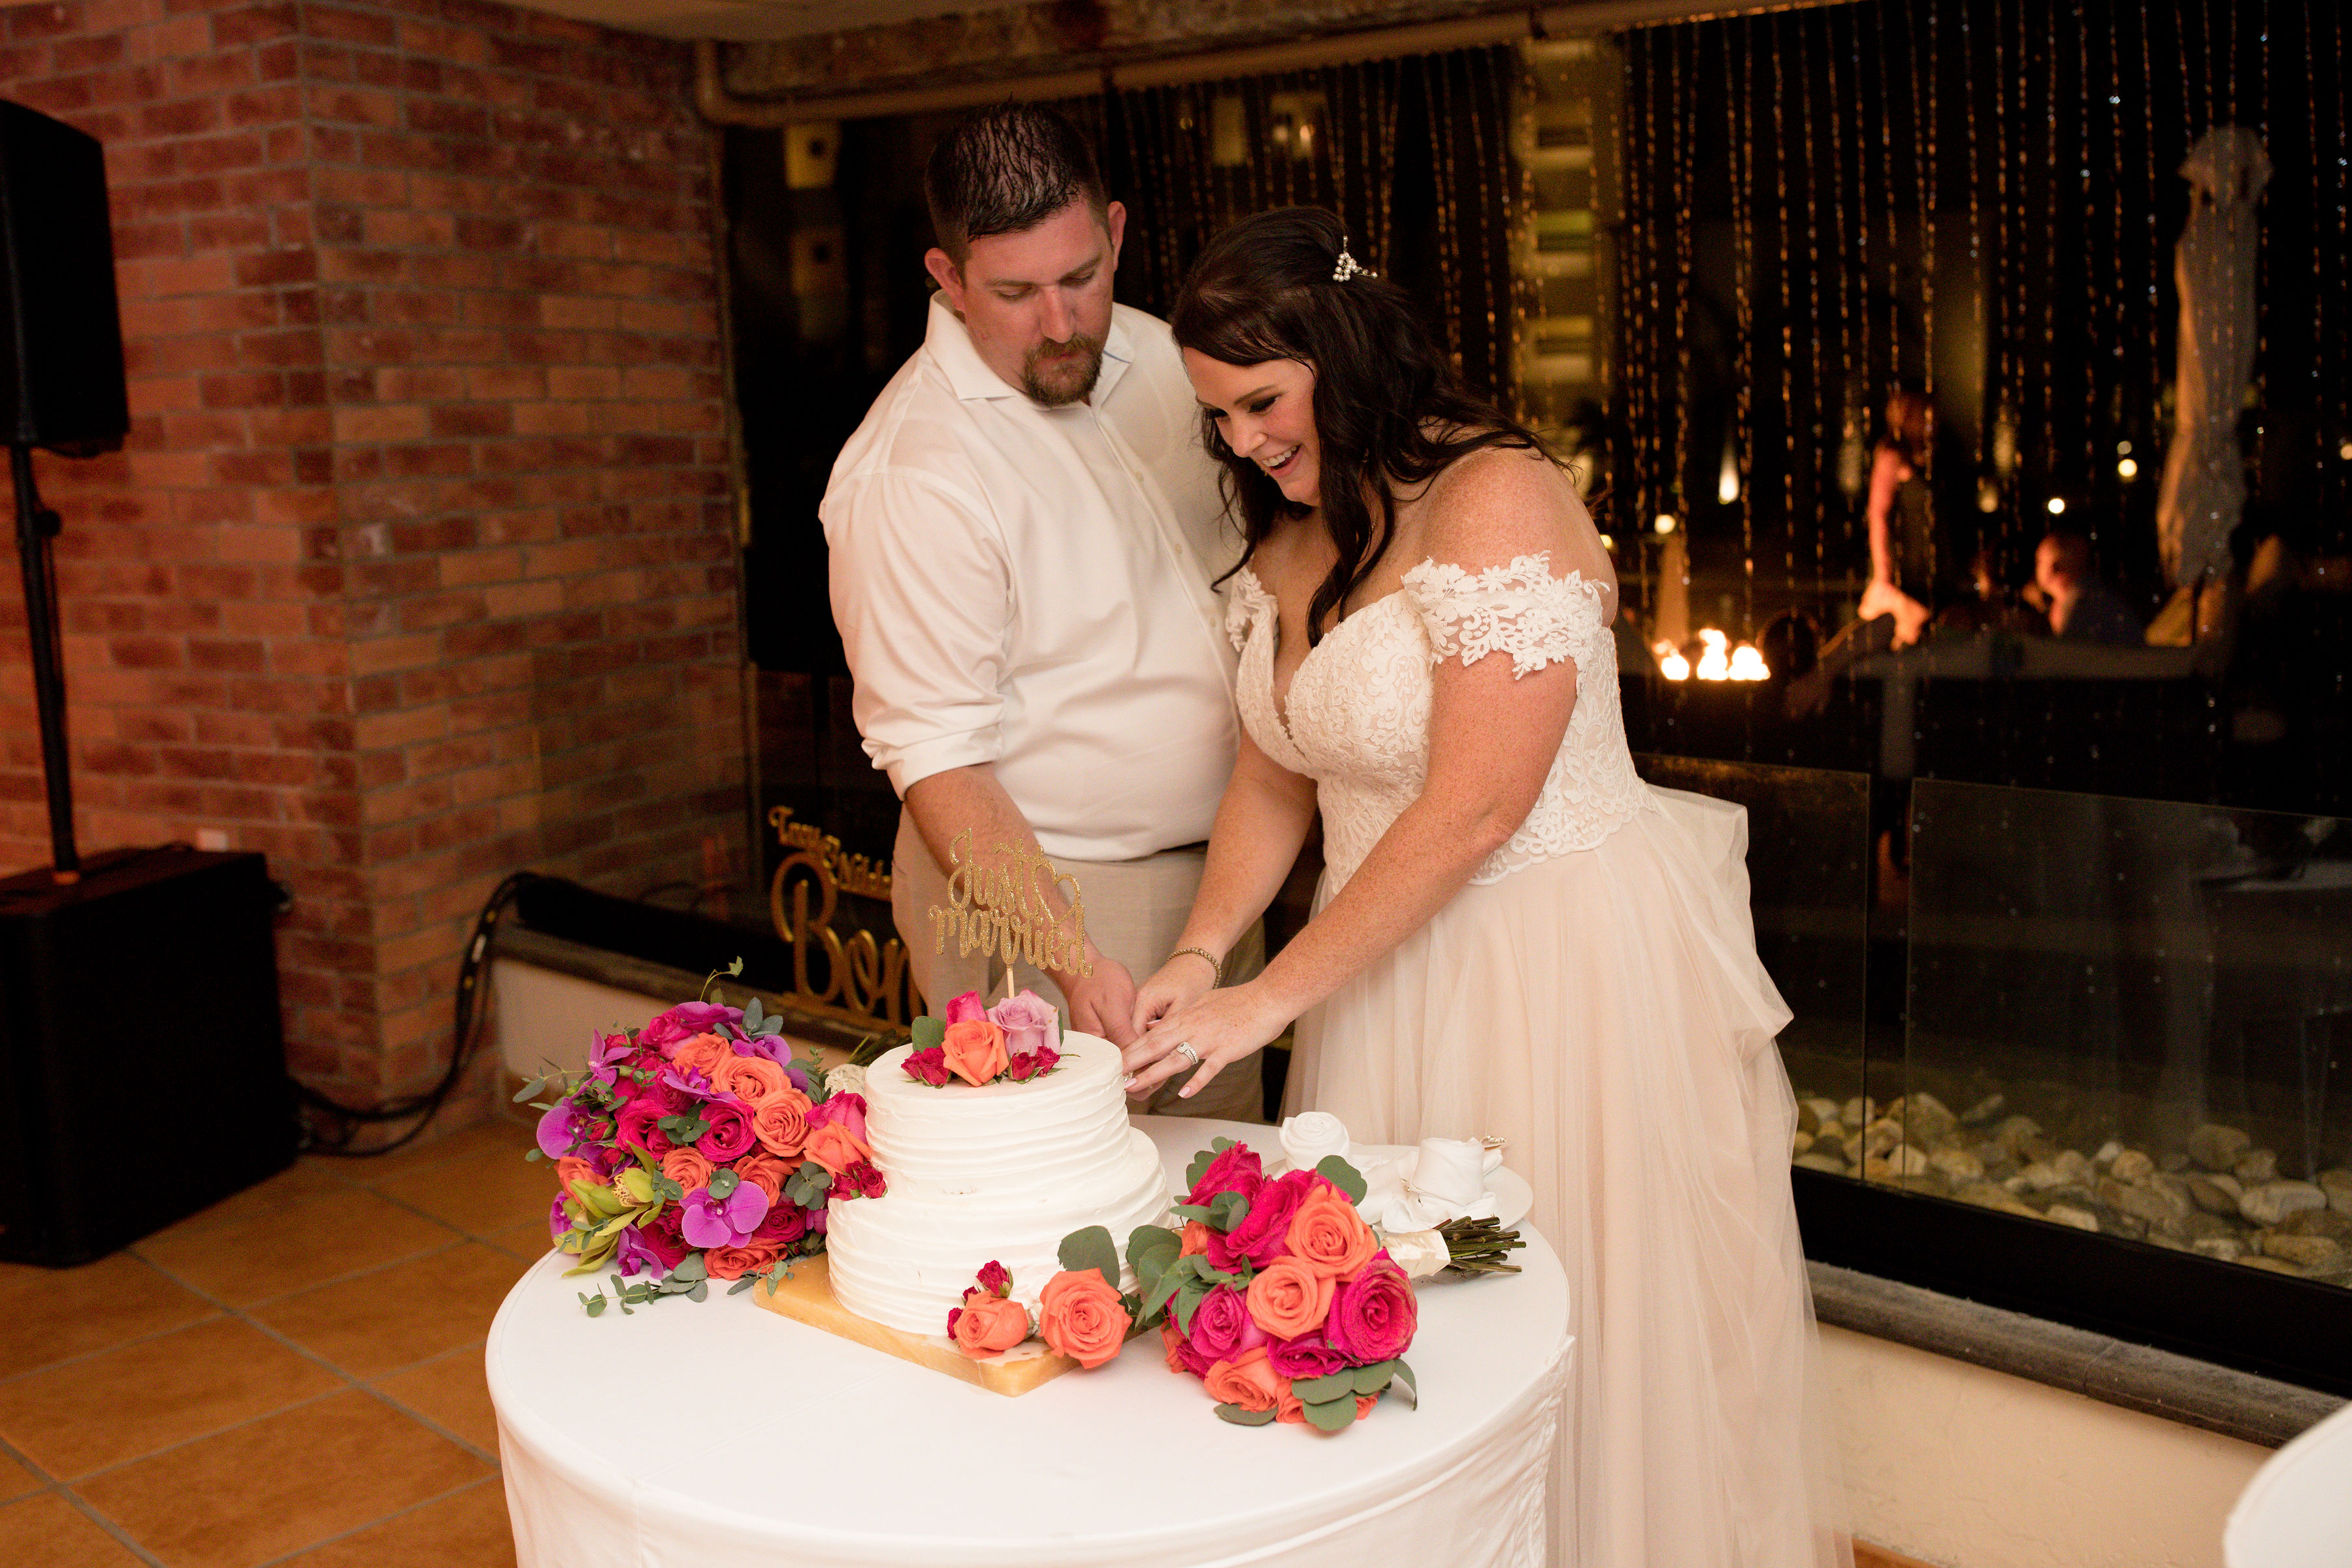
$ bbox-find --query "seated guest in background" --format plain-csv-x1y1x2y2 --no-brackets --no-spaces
2033,531,2145,644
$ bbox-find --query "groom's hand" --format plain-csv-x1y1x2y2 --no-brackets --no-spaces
1058,956,1140,1047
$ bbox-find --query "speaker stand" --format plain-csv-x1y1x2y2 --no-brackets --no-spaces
9,444,78,882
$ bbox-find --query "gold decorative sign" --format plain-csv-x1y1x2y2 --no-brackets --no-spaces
766,807,921,1034
928,830,1094,979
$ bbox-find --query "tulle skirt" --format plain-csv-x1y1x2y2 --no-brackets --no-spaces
1286,786,1851,1568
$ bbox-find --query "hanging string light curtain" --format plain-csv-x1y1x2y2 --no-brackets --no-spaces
1051,46,1524,408
1613,0,2347,608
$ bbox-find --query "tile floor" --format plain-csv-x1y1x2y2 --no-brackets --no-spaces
0,1117,547,1568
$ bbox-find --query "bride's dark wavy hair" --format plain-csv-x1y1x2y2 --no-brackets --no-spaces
1171,206,1556,645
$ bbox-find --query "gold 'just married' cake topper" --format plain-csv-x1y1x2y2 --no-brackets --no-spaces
928,831,1093,979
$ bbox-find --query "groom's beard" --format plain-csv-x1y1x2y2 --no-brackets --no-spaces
1021,331,1106,406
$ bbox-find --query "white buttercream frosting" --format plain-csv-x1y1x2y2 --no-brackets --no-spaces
823,1033,1171,1335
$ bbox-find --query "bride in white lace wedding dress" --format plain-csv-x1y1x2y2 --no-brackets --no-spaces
1123,209,1848,1568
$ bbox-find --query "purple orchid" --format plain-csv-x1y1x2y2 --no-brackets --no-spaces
680,1181,772,1249
547,1194,572,1245
614,1225,669,1281
535,1100,583,1160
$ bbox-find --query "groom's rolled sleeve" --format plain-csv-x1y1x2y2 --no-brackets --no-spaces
825,468,1012,797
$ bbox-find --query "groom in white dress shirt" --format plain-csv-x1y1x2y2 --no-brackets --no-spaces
822,105,1262,1120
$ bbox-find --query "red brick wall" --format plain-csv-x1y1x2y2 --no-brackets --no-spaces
0,0,741,1126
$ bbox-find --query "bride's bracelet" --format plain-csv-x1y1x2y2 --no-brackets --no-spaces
1170,946,1222,987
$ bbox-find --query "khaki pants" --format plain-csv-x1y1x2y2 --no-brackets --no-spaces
890,809,1265,1122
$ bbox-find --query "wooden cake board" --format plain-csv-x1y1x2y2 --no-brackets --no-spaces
751,1254,1078,1397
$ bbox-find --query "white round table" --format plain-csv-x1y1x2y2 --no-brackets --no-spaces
2224,1397,2352,1568
490,1116,1572,1568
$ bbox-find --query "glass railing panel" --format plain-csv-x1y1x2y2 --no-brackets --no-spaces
1906,779,2352,1288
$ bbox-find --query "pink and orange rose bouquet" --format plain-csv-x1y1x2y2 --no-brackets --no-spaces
949,1136,1419,1433
519,980,881,1316
900,988,1065,1087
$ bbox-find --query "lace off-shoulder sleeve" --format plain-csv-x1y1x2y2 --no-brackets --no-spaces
1224,566,1274,653
1401,553,1604,678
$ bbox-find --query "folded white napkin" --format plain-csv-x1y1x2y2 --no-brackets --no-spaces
1279,1112,1351,1172
1356,1137,1500,1232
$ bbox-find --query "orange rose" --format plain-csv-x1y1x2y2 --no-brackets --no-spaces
670,1031,732,1080
704,1241,781,1281
1160,1318,1191,1372
1178,1220,1213,1258
1203,1345,1298,1420
660,1147,714,1192
713,1054,789,1107
940,1019,1008,1086
1244,1256,1333,1340
1285,1186,1378,1281
803,1121,874,1179
555,1156,605,1194
950,1292,1030,1358
751,1087,813,1159
1037,1269,1132,1369
734,1151,787,1205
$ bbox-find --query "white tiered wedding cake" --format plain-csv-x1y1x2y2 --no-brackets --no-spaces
822,1032,1169,1335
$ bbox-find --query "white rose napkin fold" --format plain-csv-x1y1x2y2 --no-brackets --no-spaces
1278,1112,1351,1172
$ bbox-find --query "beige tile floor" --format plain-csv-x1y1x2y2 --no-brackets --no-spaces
0,1118,546,1568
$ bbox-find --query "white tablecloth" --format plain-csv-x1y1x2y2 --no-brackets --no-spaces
2225,1397,2352,1568
491,1116,1573,1568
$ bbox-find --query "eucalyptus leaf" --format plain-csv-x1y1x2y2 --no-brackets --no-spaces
689,1280,708,1303
1126,1224,1179,1271
670,1252,709,1284
743,996,766,1032
1302,1396,1358,1434
1290,1371,1356,1404
1171,1279,1208,1335
1207,1190,1249,1232
727,1275,759,1295
1350,1360,1396,1396
650,1172,683,1203
1057,1225,1119,1292
513,1077,546,1102
1388,1358,1418,1409
727,956,745,976
910,1015,945,1051
1213,1402,1276,1427
583,1292,607,1318
708,1168,740,1200
1313,1155,1367,1204
1168,1202,1213,1224
524,1148,544,1162
1140,1262,1188,1323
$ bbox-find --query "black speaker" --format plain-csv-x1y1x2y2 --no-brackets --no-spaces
0,847,296,1266
0,99,129,455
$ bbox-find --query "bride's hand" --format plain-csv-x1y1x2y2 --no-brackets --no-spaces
1121,981,1287,1103
1128,956,1218,1040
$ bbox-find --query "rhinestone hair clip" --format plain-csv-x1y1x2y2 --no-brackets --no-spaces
1331,238,1375,282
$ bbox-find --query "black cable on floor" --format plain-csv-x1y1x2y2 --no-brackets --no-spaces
300,870,547,1157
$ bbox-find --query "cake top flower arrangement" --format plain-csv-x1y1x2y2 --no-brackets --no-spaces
519,962,882,1316
900,988,1066,1087
946,1135,1420,1434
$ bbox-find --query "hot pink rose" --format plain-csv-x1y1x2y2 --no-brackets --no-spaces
806,1092,869,1145
1208,1168,1315,1274
615,1099,673,1158
987,990,1058,1056
1324,1258,1417,1365
941,990,987,1024
1267,1329,1350,1380
697,1100,758,1162
1185,1141,1265,1209
1184,1283,1267,1365
755,1200,808,1246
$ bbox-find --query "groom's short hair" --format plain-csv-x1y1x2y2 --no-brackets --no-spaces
924,103,1107,265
